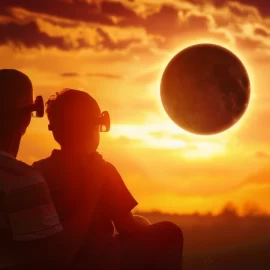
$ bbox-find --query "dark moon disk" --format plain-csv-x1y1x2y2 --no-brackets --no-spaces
160,43,251,135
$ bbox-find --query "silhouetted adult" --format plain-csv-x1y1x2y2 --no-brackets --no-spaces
33,89,184,270
0,70,98,269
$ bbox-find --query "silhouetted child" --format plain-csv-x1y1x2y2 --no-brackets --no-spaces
33,89,183,270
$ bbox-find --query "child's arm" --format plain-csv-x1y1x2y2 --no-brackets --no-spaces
113,212,151,234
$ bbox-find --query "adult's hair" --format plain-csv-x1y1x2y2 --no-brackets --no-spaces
46,89,101,146
0,69,33,138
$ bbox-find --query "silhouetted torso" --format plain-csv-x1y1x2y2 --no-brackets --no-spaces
33,150,137,266
0,152,62,269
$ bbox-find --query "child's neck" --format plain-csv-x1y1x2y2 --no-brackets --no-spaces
60,145,96,155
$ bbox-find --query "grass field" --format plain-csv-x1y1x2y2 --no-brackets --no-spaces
136,210,270,269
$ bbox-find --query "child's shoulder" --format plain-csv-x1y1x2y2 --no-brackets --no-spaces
32,150,59,171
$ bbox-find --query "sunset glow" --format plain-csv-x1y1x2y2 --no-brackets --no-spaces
3,0,270,216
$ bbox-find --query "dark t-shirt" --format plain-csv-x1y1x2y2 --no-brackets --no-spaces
32,149,138,262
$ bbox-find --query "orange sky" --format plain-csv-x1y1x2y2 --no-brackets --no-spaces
2,0,270,215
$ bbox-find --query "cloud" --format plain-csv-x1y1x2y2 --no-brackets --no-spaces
60,72,122,79
255,151,270,159
254,27,270,37
3,0,270,27
133,68,160,84
1,0,114,25
86,72,122,79
1,20,142,52
100,1,137,18
138,5,180,36
239,165,270,186
118,4,211,38
117,3,232,52
234,0,270,17
61,72,80,77
235,36,267,51
192,0,270,18
0,21,74,50
228,2,254,17
2,0,269,60
96,27,141,50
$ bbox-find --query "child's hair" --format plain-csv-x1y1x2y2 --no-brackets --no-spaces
46,88,101,145
46,88,101,131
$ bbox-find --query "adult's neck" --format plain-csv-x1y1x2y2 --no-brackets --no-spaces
0,135,21,158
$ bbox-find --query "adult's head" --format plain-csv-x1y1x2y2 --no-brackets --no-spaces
46,89,102,153
0,69,34,156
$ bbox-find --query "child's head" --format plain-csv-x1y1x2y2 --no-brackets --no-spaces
46,89,102,152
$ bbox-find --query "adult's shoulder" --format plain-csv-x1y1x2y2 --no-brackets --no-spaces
0,155,48,193
0,154,41,178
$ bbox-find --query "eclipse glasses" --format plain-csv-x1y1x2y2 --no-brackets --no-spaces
15,95,110,132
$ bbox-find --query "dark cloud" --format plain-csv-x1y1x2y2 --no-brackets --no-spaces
61,72,80,77
207,0,228,8
184,14,211,31
141,5,179,36
43,18,80,29
191,0,270,17
1,0,268,53
96,28,140,50
120,9,211,52
0,4,11,16
100,1,137,17
233,0,270,17
60,72,122,79
86,73,122,79
119,5,179,36
254,27,270,37
2,0,270,26
119,5,213,49
235,36,266,51
1,21,139,51
0,0,114,25
229,4,251,17
0,21,74,50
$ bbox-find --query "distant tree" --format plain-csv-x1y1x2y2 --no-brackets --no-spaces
243,202,266,217
219,202,238,218
192,211,200,217
151,209,163,215
205,212,213,218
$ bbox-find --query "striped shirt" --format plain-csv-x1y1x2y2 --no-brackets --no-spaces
0,152,63,269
